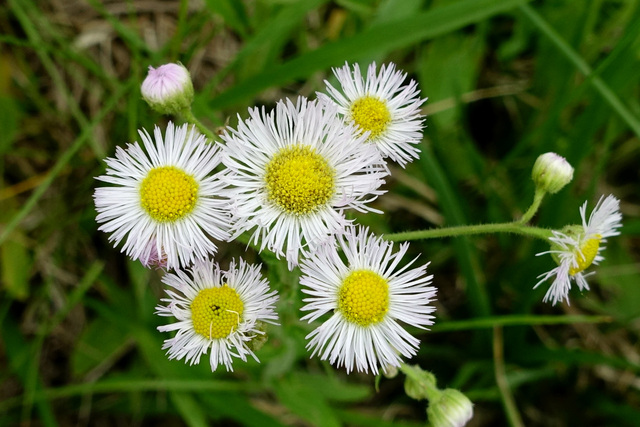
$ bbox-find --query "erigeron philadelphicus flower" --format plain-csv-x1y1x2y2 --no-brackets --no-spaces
221,97,388,268
141,63,194,115
532,152,574,194
300,226,436,374
535,195,622,305
317,62,426,167
156,258,278,372
94,122,231,270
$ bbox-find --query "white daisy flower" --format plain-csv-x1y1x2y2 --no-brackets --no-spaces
94,122,231,270
156,258,278,372
535,194,622,305
221,97,388,268
300,226,437,374
318,61,426,167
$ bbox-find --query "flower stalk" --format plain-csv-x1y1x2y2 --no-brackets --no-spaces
385,222,553,242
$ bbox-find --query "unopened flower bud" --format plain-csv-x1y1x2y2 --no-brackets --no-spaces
382,364,399,379
532,152,574,194
427,388,474,427
140,238,168,270
141,63,194,115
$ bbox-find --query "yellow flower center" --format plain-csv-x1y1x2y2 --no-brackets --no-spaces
264,145,335,215
140,166,198,222
191,285,244,339
338,270,389,326
349,96,391,140
569,235,601,276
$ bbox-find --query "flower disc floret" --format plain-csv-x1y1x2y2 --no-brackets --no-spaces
568,235,601,276
191,285,244,339
140,166,198,222
338,270,389,326
350,97,391,140
265,145,335,215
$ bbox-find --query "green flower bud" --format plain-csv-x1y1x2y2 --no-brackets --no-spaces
532,152,574,194
403,365,438,401
427,388,474,427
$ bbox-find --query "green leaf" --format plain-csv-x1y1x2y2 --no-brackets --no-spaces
0,95,21,155
0,233,31,300
197,392,286,427
203,0,250,37
273,375,340,427
71,317,131,377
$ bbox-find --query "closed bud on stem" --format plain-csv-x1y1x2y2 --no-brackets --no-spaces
141,63,194,115
382,364,399,379
427,388,474,427
532,152,574,194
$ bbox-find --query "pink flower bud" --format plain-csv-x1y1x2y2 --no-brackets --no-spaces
141,63,194,115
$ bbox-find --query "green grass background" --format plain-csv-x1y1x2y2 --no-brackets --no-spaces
1,0,640,425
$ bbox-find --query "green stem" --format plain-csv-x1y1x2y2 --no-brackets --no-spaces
518,187,546,224
493,326,525,427
180,108,217,142
384,222,552,242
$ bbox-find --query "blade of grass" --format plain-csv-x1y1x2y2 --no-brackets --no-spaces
199,0,327,105
17,0,115,86
21,262,104,424
203,0,250,38
84,296,241,427
1,313,58,427
42,262,104,337
419,147,491,317
10,0,106,159
0,379,256,413
207,0,529,109
494,326,525,427
83,0,151,54
0,81,131,246
519,3,640,139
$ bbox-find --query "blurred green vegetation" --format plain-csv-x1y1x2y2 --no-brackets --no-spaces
1,0,639,426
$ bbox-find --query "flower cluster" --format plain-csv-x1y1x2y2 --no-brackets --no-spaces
94,61,435,374
93,60,624,427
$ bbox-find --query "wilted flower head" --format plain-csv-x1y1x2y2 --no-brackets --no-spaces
535,194,622,305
